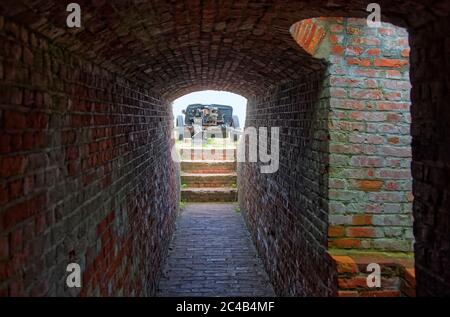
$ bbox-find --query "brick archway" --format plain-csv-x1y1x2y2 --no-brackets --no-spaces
0,0,449,296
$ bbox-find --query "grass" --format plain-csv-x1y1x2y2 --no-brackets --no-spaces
235,206,241,213
181,183,188,189
204,137,214,147
179,199,187,210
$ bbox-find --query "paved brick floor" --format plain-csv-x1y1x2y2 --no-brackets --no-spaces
157,203,275,297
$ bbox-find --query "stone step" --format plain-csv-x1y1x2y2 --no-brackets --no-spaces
181,172,237,188
181,160,236,174
178,148,237,161
181,187,237,202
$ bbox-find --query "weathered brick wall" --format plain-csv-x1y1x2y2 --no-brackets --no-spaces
239,70,338,296
0,17,179,296
292,18,413,252
410,16,450,296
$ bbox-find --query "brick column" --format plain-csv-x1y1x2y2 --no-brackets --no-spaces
292,17,413,253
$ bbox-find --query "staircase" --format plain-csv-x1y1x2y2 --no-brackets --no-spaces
180,149,237,202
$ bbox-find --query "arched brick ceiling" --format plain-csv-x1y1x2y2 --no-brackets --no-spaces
0,0,446,100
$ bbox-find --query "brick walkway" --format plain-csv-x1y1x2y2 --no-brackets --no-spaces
157,203,275,297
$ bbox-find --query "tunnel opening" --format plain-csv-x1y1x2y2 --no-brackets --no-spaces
170,90,247,204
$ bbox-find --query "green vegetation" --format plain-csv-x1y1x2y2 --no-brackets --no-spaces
179,199,187,210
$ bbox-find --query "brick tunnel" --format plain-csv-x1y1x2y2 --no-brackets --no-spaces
0,1,449,297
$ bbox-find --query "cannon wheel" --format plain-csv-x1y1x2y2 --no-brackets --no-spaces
176,115,184,141
231,115,240,141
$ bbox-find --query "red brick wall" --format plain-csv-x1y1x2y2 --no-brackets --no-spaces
0,17,179,296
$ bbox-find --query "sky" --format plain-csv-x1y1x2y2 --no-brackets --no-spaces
172,90,247,128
